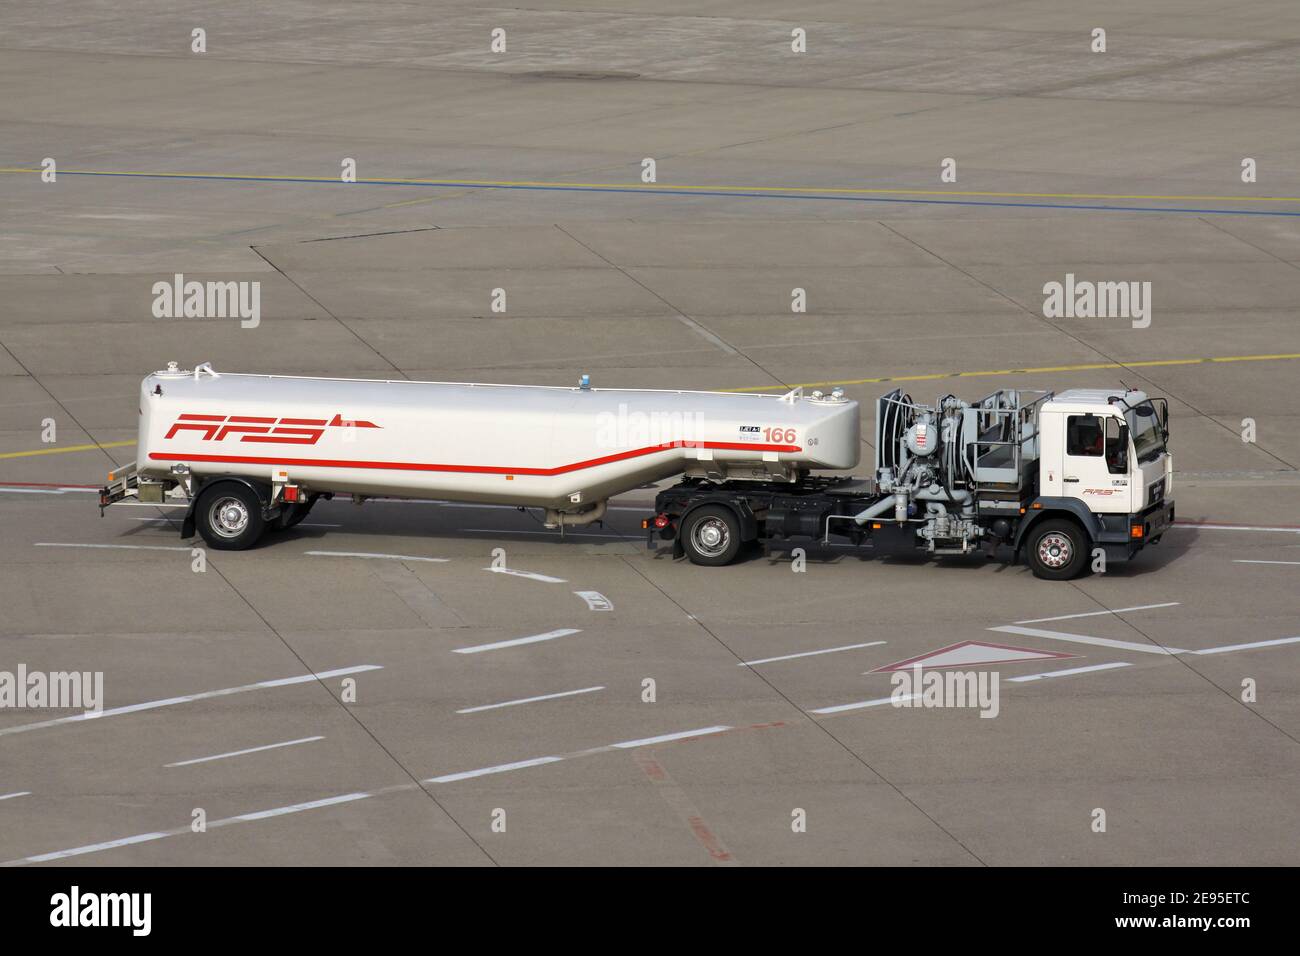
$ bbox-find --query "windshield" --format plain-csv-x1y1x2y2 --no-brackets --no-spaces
1125,401,1165,463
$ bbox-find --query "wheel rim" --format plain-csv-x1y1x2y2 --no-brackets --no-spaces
691,517,730,558
1037,532,1073,569
209,496,250,538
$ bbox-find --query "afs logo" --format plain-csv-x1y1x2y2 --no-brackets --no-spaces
165,413,380,445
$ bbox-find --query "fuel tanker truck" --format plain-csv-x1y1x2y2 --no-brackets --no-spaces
100,362,1174,580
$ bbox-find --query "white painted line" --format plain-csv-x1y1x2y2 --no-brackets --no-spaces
1008,662,1133,683
1013,602,1180,625
1172,524,1300,534
1191,636,1300,655
10,792,374,865
0,791,31,801
34,542,191,552
427,756,564,783
462,528,626,539
166,735,325,767
0,665,382,737
5,719,749,864
457,686,604,714
21,831,175,863
575,590,613,611
990,624,1186,656
1233,559,1300,566
231,792,371,823
482,566,567,583
810,693,917,716
610,726,731,749
452,628,581,654
739,640,887,667
306,550,449,562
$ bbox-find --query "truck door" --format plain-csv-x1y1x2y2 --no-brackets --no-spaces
1061,413,1130,513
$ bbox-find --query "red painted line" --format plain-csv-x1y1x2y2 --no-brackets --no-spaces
149,440,801,477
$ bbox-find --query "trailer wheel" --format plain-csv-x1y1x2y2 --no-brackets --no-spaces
681,505,742,566
196,482,266,551
1026,519,1087,581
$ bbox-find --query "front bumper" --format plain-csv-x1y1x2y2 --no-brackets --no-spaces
1100,498,1174,563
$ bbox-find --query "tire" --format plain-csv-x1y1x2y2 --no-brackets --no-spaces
1026,518,1088,580
681,504,742,566
195,482,267,551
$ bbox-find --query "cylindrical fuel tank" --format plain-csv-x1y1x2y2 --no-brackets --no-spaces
137,366,860,508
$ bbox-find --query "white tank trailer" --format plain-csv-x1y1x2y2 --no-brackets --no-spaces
101,363,1174,579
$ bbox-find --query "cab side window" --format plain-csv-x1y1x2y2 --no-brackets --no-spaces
1066,415,1103,457
1104,417,1128,475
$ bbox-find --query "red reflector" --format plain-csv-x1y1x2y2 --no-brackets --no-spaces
284,486,299,503
654,514,670,529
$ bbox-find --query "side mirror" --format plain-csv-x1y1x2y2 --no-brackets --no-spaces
1152,398,1169,440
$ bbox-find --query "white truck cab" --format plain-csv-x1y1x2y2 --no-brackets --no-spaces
1039,389,1172,514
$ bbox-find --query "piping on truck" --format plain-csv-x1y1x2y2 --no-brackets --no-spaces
100,363,1173,580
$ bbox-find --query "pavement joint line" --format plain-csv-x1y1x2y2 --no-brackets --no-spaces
165,736,325,768
618,554,990,864
0,722,736,865
6,168,1300,216
0,666,382,738
25,634,1207,866
1057,582,1300,747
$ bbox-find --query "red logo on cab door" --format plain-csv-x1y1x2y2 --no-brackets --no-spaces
164,413,380,444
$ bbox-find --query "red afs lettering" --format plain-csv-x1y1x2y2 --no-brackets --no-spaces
164,413,379,444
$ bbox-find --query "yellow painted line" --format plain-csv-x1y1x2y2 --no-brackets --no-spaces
724,353,1300,393
0,440,135,461
2,167,1297,204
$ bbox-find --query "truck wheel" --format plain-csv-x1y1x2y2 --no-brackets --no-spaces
681,505,742,566
1027,519,1087,580
196,483,266,551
